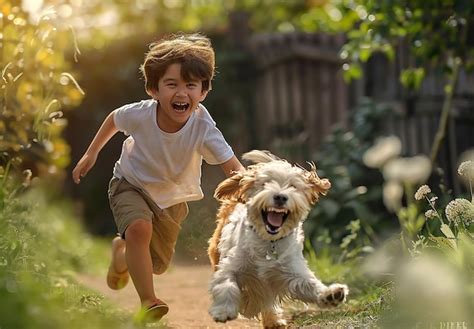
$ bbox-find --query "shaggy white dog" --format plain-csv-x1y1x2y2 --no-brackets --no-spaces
208,150,349,328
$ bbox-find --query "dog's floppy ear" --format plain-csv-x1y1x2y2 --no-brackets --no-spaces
214,170,255,201
305,162,331,204
242,150,280,164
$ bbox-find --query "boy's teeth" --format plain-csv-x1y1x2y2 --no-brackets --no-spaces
173,103,189,112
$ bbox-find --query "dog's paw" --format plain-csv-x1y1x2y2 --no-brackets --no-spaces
317,283,349,307
209,303,238,323
263,318,287,329
262,311,287,329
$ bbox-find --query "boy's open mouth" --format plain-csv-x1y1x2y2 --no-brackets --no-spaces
172,102,190,112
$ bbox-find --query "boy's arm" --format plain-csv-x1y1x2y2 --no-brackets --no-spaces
219,155,245,178
72,110,119,184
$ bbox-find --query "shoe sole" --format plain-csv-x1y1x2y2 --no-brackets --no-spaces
144,304,169,322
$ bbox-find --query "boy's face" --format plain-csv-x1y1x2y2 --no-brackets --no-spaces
150,63,208,133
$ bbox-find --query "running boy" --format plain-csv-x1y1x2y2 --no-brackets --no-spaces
72,33,244,321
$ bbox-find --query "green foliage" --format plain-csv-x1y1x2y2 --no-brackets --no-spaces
0,3,83,178
339,1,474,163
341,0,474,83
305,98,394,248
0,182,131,329
57,0,357,49
399,67,425,90
397,204,426,240
412,162,474,255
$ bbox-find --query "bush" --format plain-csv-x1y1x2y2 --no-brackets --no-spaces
305,98,395,250
0,180,131,329
0,3,83,178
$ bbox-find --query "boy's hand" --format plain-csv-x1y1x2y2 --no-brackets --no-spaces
72,152,98,184
220,156,244,178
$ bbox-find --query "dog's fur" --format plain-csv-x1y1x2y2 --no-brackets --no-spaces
208,150,349,328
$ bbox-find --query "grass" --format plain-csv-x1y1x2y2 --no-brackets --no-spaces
291,283,392,328
286,245,393,328
0,182,162,329
1,179,471,328
294,233,474,329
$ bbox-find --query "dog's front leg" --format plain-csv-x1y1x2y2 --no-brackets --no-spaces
261,306,287,328
287,261,348,307
208,268,241,322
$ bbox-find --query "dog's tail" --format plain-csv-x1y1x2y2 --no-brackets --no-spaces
242,150,281,164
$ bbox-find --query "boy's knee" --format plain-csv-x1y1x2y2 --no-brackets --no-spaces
125,219,152,242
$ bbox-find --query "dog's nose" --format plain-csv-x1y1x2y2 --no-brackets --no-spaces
273,194,288,205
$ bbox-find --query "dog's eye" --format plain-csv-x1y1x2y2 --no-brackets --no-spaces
285,180,298,188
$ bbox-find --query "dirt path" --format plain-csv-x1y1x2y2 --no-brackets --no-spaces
78,262,262,328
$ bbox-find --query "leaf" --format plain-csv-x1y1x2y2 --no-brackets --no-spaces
359,48,372,62
400,68,425,90
440,224,455,239
428,236,457,251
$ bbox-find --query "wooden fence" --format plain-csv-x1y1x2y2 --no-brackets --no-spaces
363,51,474,193
248,33,348,160
247,32,474,193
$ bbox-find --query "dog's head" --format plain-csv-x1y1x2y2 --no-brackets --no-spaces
215,150,331,241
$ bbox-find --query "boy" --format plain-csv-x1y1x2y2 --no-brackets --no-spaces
72,33,244,321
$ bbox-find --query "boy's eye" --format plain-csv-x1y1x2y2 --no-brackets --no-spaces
187,83,198,88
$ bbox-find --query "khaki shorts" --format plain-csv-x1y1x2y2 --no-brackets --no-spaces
108,176,188,274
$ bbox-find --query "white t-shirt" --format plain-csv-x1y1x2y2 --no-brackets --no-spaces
112,99,234,208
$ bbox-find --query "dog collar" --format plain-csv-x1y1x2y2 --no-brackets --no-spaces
266,240,278,260
247,224,288,242
247,224,293,261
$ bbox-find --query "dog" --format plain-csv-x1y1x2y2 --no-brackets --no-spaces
208,150,349,328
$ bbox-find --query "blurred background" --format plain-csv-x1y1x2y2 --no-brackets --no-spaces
2,0,473,258
1,1,473,327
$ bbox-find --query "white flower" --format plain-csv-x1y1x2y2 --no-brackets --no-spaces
363,136,402,169
383,155,432,185
445,198,474,226
424,209,437,220
383,181,404,213
458,160,474,178
414,185,431,201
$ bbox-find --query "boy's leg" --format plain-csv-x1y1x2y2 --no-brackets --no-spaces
125,218,169,321
150,203,188,274
106,236,129,289
107,177,168,321
124,218,157,306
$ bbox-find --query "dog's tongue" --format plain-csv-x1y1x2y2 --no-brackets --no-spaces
267,211,284,227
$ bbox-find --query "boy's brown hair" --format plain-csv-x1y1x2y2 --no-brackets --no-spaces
140,33,215,94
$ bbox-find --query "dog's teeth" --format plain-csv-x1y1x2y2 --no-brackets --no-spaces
267,207,288,214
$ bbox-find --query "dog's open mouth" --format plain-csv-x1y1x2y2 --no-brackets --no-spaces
261,207,289,235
